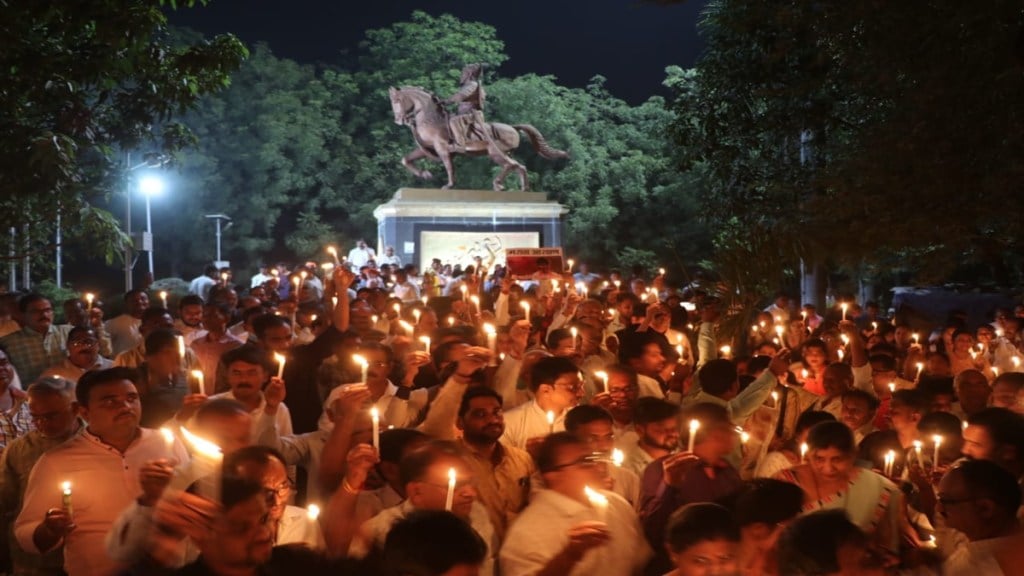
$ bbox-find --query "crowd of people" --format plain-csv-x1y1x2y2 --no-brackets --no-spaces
0,249,1022,576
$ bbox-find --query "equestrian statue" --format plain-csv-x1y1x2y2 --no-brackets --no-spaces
389,64,569,191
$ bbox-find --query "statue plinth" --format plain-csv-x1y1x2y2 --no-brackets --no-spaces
374,188,568,271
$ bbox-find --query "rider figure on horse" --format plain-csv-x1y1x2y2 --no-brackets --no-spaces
444,63,488,150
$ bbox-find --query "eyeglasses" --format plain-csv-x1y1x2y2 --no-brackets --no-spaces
264,480,294,501
69,339,99,348
937,495,976,507
543,453,602,473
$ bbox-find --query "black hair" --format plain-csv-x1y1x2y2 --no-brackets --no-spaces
144,328,181,357
223,445,288,476
221,345,270,371
379,428,429,465
196,398,249,423
633,397,678,425
681,402,730,447
67,325,97,341
76,367,139,406
731,479,805,528
457,386,503,420
966,407,1024,459
746,355,772,375
917,410,964,439
529,356,579,394
776,510,869,575
697,359,738,397
868,354,897,372
141,306,172,325
564,404,613,433
918,376,956,401
123,288,147,302
536,432,585,474
179,294,204,309
220,475,266,512
840,389,880,413
807,421,856,454
384,510,487,576
605,363,639,389
398,440,465,488
545,328,573,350
948,459,1022,515
252,313,291,339
17,293,48,314
617,331,661,364
891,388,929,414
665,503,739,552
794,410,836,436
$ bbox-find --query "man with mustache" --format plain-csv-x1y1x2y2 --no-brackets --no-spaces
14,367,188,576
208,346,292,442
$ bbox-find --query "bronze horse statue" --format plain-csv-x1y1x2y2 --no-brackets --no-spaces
388,86,569,191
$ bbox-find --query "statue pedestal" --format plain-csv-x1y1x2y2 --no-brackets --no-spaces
373,188,568,271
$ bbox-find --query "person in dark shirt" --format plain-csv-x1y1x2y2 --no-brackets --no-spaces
639,402,743,575
137,329,189,428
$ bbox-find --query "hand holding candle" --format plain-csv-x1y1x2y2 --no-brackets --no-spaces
190,370,205,395
61,481,73,517
354,354,368,383
419,335,431,354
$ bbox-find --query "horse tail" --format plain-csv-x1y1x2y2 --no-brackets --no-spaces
513,125,570,160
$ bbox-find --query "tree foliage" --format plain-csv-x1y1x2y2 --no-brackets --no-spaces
166,11,708,275
0,0,247,267
669,0,1024,288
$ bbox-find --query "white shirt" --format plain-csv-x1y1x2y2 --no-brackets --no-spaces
352,500,497,576
391,281,420,303
493,356,526,410
622,442,657,479
500,488,651,576
16,428,189,576
637,374,665,399
317,381,428,433
354,484,403,527
207,390,293,441
608,465,641,508
40,356,114,384
347,246,376,269
378,253,402,267
105,314,142,357
188,275,216,302
500,400,567,450
942,535,1013,576
250,272,273,289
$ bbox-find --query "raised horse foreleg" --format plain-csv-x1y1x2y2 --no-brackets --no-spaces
401,147,437,180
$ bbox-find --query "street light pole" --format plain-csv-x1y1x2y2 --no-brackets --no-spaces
124,154,134,292
204,214,232,264
145,192,154,277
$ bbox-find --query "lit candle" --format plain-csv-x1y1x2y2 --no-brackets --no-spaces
177,335,186,361
159,290,168,309
992,367,999,378
546,410,555,434
370,406,380,450
719,345,731,358
775,325,785,344
61,481,73,517
353,354,368,383
445,468,457,511
393,303,401,315
884,450,895,477
570,326,579,351
658,267,666,277
913,440,923,467
470,295,480,314
595,370,609,393
459,284,468,302
84,292,95,311
932,435,943,474
800,442,809,461
771,390,779,408
292,276,301,293
273,353,286,379
220,272,229,285
484,323,496,352
840,333,850,346
613,280,621,290
837,349,845,361
840,303,848,321
687,419,700,453
326,245,340,265
331,296,338,308
419,335,431,354
1014,356,1021,369
521,301,531,319
160,427,175,456
371,314,378,326
567,258,575,272
399,320,414,336
888,382,896,394
801,368,809,381
915,362,924,381
179,426,224,503
190,370,205,395
412,308,421,325
871,321,878,332
738,427,750,445
307,504,321,521
912,332,920,345
676,344,683,359
584,485,608,521
421,296,429,306
576,283,588,298
447,316,455,327
611,448,624,467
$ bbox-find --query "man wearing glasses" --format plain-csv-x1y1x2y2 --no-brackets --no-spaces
500,432,650,576
500,357,584,453
0,376,83,576
14,368,188,576
40,326,113,384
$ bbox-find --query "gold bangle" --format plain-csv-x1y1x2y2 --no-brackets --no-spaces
342,479,361,495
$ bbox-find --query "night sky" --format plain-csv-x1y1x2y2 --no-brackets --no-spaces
167,0,708,104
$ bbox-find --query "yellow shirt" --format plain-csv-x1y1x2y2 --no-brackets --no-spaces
462,439,535,542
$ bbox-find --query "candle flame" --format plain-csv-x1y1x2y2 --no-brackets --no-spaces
179,426,223,458
160,427,175,445
483,323,496,335
61,481,71,492
546,410,555,425
689,419,700,433
583,485,608,507
370,406,379,421
611,448,624,467
398,320,414,334
273,352,286,367
353,354,368,367
306,504,320,521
